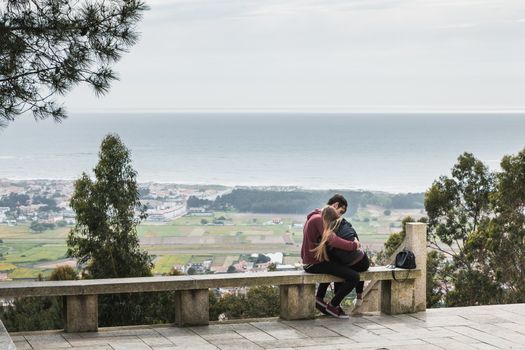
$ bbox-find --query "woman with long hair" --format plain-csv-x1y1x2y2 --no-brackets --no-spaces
312,206,341,262
302,197,367,319
312,206,370,312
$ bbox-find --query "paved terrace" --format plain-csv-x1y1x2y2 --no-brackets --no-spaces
9,303,525,350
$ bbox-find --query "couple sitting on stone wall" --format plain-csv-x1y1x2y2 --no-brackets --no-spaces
301,194,370,319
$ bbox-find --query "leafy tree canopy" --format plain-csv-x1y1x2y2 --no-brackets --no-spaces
425,150,525,306
66,134,155,326
196,189,425,215
425,152,495,265
209,286,279,321
0,0,148,126
0,192,30,208
67,133,152,279
477,149,525,302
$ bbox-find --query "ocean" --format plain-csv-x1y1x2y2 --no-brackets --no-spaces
0,112,523,193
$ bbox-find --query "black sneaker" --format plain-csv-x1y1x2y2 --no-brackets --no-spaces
315,297,329,315
326,304,350,319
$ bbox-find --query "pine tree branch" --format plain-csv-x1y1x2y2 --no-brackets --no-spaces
0,66,59,82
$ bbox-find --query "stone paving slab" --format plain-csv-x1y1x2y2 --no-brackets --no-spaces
7,303,525,350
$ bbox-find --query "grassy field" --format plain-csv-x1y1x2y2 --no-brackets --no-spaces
2,243,67,264
0,207,424,280
152,254,193,274
0,262,16,271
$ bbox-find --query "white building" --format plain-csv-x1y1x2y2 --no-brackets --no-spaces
264,252,283,264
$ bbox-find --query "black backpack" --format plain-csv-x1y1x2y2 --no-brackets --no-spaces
391,249,416,281
395,249,416,269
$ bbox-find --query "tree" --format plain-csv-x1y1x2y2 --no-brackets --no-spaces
245,286,279,318
209,293,246,321
67,134,153,326
425,152,502,306
0,0,148,125
255,254,270,264
208,286,280,321
56,220,68,227
49,265,77,281
32,195,58,212
138,187,150,198
375,216,415,264
426,250,447,307
474,148,525,303
30,220,55,233
0,192,30,209
187,195,212,209
166,267,184,276
0,265,77,332
376,216,446,308
425,153,495,263
67,134,152,279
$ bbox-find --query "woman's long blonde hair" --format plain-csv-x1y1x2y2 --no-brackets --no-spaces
312,206,341,261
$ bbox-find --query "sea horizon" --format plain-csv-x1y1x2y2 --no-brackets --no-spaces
1,112,524,193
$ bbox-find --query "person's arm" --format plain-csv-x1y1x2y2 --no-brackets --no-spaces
309,215,324,242
336,219,358,241
328,233,360,251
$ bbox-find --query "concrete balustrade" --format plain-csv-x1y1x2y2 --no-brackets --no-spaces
0,223,427,333
354,222,427,314
63,294,98,332
280,283,316,320
404,222,427,312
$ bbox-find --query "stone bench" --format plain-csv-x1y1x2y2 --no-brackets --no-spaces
0,223,427,333
0,267,421,332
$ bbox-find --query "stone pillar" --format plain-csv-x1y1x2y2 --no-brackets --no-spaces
404,222,427,312
280,284,315,320
175,289,209,326
380,279,416,314
64,295,98,332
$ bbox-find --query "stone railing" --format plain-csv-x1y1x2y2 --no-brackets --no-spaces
0,223,427,333
354,222,427,314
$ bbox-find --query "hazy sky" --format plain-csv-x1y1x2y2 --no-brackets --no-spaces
66,0,525,112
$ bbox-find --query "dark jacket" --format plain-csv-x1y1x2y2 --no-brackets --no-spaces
328,218,365,266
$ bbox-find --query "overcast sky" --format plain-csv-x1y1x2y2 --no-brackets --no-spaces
67,0,525,112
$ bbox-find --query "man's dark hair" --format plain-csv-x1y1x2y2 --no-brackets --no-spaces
327,194,347,208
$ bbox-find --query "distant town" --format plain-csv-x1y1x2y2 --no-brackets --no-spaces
0,179,317,286
0,179,228,227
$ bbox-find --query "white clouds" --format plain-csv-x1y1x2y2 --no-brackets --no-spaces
66,0,525,112
437,23,478,29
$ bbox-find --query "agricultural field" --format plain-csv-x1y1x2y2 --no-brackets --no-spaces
0,207,424,279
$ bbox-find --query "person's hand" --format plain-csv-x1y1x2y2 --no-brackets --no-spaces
355,240,361,249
